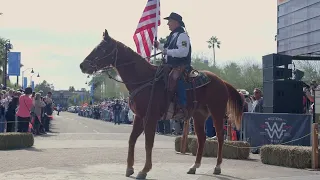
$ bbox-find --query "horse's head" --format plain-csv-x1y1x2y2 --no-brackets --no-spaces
80,29,118,74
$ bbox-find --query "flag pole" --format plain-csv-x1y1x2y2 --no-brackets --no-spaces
153,0,160,63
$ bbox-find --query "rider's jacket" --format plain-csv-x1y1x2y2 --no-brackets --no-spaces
159,26,191,68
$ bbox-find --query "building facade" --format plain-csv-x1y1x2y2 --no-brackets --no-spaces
277,0,320,56
52,90,88,108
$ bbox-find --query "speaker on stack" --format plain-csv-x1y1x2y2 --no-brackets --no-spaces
262,53,304,114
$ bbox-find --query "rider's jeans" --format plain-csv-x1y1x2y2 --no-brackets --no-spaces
177,78,187,107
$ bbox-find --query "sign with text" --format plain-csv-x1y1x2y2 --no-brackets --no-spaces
8,52,21,76
90,85,94,96
23,77,28,89
31,81,35,90
241,113,312,147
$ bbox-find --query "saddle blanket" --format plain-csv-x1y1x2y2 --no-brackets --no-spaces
184,71,211,90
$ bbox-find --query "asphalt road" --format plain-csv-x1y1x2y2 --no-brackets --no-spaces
0,112,319,180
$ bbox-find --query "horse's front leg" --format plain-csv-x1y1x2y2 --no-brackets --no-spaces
136,117,158,179
126,115,144,177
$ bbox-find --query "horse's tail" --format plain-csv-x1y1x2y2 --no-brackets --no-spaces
224,82,244,130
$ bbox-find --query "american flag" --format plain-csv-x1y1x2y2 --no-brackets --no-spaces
133,0,160,60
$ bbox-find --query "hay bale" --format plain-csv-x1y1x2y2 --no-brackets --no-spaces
206,140,250,159
185,138,250,159
0,133,34,150
260,145,320,169
204,139,217,157
188,138,210,156
189,138,198,155
174,136,196,153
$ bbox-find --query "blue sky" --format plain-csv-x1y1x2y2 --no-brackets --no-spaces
0,0,277,90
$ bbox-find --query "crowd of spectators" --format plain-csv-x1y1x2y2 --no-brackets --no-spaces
0,86,55,135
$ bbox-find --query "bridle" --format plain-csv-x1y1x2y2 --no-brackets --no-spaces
86,38,165,132
88,39,158,85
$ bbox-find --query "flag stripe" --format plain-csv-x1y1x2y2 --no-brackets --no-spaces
144,4,157,12
133,0,160,61
134,20,160,34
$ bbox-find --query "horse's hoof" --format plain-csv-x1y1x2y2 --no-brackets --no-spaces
125,168,134,177
187,168,196,174
213,167,221,175
136,171,147,179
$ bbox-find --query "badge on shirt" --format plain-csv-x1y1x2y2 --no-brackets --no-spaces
182,41,187,47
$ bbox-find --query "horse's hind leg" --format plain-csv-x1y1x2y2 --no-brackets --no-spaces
126,116,144,177
187,111,208,174
208,104,227,175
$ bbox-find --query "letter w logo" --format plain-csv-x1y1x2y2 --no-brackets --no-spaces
264,122,286,139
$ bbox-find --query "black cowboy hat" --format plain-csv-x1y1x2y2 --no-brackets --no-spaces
164,12,185,27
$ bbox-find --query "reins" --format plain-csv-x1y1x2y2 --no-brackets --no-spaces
96,44,162,85
90,41,164,133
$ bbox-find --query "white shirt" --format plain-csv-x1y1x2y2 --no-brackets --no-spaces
158,32,191,61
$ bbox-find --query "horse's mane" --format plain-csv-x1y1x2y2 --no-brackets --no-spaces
112,38,157,71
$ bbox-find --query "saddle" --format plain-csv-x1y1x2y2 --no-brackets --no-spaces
162,65,200,92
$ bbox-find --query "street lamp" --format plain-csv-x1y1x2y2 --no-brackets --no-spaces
30,72,40,86
2,39,13,87
21,68,34,88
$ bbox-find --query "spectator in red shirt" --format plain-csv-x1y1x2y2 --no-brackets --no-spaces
16,87,33,132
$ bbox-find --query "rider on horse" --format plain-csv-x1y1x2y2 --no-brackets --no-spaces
155,12,192,119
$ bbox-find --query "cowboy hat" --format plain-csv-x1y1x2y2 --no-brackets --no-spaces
164,12,185,27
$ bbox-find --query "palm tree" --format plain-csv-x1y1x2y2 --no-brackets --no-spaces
207,36,221,66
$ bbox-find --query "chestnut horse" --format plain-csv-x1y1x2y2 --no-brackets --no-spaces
80,30,244,179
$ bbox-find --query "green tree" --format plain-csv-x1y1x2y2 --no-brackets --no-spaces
207,36,221,66
34,80,54,94
88,69,125,100
191,56,262,93
159,36,169,44
240,62,263,92
0,37,21,87
295,61,320,83
68,86,75,92
0,37,6,78
68,94,80,106
221,62,243,88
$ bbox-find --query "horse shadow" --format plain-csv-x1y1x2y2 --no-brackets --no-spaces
25,147,44,152
0,146,44,152
128,176,157,180
197,174,246,180
37,133,57,137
